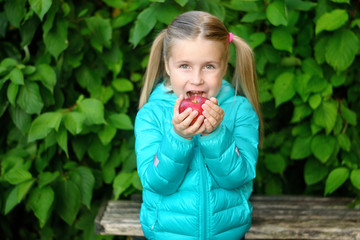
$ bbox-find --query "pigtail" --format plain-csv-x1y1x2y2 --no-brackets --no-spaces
138,30,167,109
232,35,264,147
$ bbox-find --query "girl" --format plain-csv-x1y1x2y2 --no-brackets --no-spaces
135,11,263,240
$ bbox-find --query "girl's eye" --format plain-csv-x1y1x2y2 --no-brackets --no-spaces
204,65,215,70
179,64,189,69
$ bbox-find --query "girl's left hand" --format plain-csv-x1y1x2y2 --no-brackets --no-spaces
201,97,224,136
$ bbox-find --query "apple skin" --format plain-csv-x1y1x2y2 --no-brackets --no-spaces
179,96,209,125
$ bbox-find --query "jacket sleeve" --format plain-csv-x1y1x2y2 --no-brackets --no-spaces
198,98,259,189
135,105,194,195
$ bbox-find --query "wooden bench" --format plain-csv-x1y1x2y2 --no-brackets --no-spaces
95,195,360,239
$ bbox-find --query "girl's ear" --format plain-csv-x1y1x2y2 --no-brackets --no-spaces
164,58,170,77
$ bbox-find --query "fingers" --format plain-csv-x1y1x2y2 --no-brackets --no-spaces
201,98,224,134
173,94,184,116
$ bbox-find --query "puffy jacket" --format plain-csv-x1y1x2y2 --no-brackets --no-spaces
135,80,259,240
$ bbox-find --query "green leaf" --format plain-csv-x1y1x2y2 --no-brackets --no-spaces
129,6,157,47
63,112,85,135
313,100,338,134
295,73,311,102
272,72,296,107
315,9,348,35
72,167,95,209
4,0,26,28
55,179,81,225
9,67,24,85
340,104,357,125
250,32,266,49
29,0,52,21
350,169,360,190
107,113,134,130
266,0,288,26
302,58,323,77
325,29,359,72
102,0,125,8
44,17,69,59
28,112,63,142
285,0,317,11
330,73,346,87
17,82,44,114
291,104,312,123
38,171,60,188
98,124,117,145
77,98,105,125
29,186,54,227
156,4,182,25
7,82,18,105
4,186,19,214
4,167,32,185
9,106,32,135
88,137,111,164
85,16,112,52
290,136,312,160
304,159,328,185
242,12,266,23
112,12,137,28
311,134,336,163
36,64,57,93
112,78,134,92
331,0,349,3
337,133,351,152
175,0,188,7
309,94,322,109
17,179,35,202
56,126,68,157
230,0,259,11
324,167,349,195
264,153,287,174
271,28,293,52
113,172,134,199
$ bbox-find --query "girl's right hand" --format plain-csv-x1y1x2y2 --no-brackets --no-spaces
172,95,205,139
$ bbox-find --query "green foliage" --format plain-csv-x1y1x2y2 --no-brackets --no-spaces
0,0,359,239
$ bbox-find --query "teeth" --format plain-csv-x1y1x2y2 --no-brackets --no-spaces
187,91,205,98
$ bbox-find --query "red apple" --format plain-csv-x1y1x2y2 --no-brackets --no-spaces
179,96,209,125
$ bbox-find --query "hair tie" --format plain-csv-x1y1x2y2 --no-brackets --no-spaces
228,32,234,43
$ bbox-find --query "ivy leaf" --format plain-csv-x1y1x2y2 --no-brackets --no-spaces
63,112,86,135
291,104,312,123
264,153,287,174
112,78,134,92
156,4,182,25
266,0,288,26
9,106,31,135
98,124,117,145
271,28,293,52
4,167,32,185
28,112,63,142
38,171,60,188
290,136,312,160
308,94,322,109
107,113,134,130
77,98,105,125
340,104,357,126
71,167,95,209
85,16,112,52
337,133,351,152
315,9,348,35
9,67,24,85
313,99,338,134
44,17,69,59
113,172,134,199
56,126,68,158
54,179,81,225
29,186,54,228
17,82,44,114
5,186,20,215
102,0,125,8
36,64,57,93
4,0,26,28
129,6,157,47
311,134,336,163
29,0,52,21
324,167,349,195
88,137,111,164
350,169,360,190
325,29,359,72
7,82,19,105
272,72,295,107
250,32,266,49
304,159,328,185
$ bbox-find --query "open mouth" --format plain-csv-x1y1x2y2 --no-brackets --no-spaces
186,91,206,98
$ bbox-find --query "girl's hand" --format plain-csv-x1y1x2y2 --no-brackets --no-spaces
201,97,224,136
172,95,205,139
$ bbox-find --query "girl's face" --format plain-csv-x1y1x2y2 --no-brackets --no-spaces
165,38,227,99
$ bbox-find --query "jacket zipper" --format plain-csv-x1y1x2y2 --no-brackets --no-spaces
200,158,209,239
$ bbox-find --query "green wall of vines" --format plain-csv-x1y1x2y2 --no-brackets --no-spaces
0,0,359,239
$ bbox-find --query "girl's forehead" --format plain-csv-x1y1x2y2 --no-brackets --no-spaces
168,38,227,60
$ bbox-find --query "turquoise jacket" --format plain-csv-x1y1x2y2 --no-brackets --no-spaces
135,80,259,240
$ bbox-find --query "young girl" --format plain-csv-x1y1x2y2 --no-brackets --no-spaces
135,11,263,240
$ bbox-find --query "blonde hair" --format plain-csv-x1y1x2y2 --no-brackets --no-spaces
138,11,263,147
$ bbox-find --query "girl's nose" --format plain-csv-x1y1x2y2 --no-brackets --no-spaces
190,69,203,85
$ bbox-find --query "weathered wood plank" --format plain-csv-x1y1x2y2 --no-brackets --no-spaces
95,195,360,239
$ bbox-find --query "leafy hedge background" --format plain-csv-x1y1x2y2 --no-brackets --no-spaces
0,0,359,239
